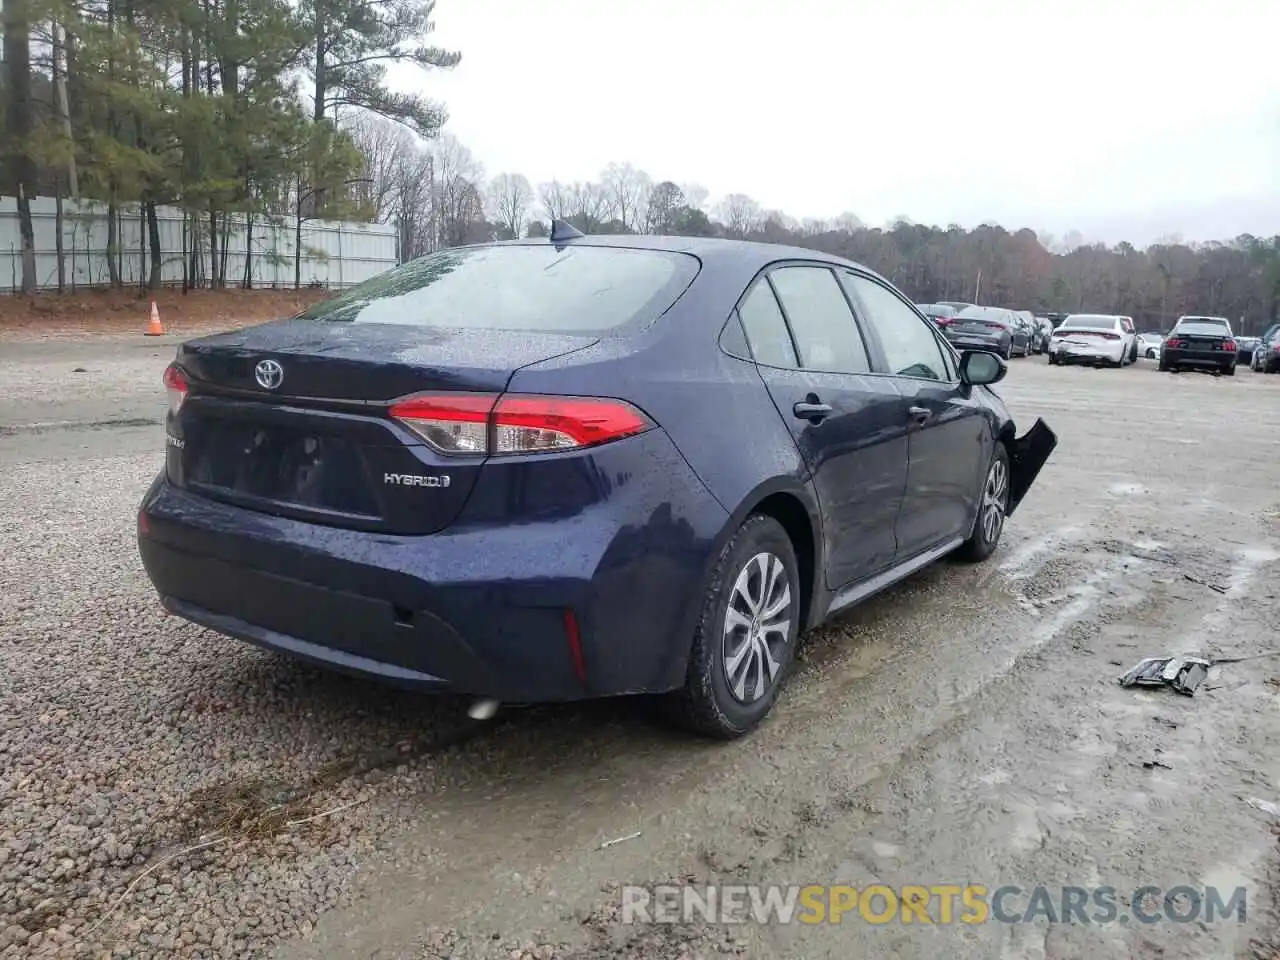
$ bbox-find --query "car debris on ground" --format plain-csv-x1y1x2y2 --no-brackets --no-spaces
1119,650,1280,696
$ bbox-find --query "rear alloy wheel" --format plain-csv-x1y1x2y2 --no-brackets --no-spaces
668,515,800,739
956,444,1010,563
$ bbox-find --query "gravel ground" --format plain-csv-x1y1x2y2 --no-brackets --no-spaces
2,340,1280,960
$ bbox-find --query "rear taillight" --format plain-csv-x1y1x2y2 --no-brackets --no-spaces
389,393,653,457
1100,332,1120,340
1165,337,1183,349
936,317,954,326
1224,340,1238,352
163,363,188,416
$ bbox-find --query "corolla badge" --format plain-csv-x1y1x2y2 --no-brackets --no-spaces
254,359,284,390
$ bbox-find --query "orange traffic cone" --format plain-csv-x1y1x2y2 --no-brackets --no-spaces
145,300,165,336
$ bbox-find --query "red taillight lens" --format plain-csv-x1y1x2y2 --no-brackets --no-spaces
388,393,653,457
1224,340,1237,352
163,363,188,416
1101,332,1120,340
491,395,652,453
1165,338,1183,349
936,317,953,326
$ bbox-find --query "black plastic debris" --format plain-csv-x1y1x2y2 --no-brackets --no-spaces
1118,656,1211,696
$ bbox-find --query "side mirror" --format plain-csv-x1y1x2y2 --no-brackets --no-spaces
959,349,1007,386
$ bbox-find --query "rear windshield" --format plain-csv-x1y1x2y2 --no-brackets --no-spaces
1175,319,1231,336
1061,315,1118,330
955,306,1008,324
918,304,952,317
295,243,701,334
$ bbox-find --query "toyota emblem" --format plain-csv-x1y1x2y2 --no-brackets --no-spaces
254,359,284,390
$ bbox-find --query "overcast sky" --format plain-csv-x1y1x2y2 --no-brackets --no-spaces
398,0,1278,246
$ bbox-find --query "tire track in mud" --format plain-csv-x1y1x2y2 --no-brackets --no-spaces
518,528,1280,960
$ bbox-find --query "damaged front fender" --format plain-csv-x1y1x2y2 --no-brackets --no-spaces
1006,418,1057,517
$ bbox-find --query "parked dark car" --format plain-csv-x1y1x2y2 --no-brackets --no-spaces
916,303,961,329
137,228,1056,740
942,305,1029,359
1250,323,1280,373
1159,315,1238,375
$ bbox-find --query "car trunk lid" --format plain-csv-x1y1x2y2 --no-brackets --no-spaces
168,319,599,535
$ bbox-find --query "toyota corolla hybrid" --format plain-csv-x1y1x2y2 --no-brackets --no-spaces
137,225,1056,739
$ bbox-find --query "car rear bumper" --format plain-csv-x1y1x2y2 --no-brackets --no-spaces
1051,341,1125,364
1163,349,1235,369
137,429,729,702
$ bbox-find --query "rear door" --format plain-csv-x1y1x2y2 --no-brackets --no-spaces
840,271,992,557
737,264,907,587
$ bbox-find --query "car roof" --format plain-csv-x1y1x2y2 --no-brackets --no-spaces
478,233,893,286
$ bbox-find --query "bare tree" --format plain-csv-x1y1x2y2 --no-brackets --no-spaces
346,113,417,222
644,181,685,234
681,182,710,213
538,179,571,221
565,181,609,232
600,162,651,232
833,211,864,233
717,193,762,238
487,172,532,240
432,134,487,247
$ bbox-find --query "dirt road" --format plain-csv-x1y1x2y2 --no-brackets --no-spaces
2,337,1279,960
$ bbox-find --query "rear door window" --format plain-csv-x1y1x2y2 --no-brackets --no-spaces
767,266,871,374
295,244,700,335
738,282,799,368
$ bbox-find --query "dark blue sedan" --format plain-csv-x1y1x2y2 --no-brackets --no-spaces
137,224,1056,739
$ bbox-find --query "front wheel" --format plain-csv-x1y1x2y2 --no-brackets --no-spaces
667,515,801,739
956,444,1010,563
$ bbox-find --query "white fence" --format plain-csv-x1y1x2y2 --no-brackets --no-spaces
0,196,399,293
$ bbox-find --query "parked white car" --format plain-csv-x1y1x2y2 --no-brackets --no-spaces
1136,332,1164,359
1047,314,1137,367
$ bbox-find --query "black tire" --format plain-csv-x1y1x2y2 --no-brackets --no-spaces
1224,366,1235,377
1047,353,1057,366
666,514,801,739
956,443,1011,563
1003,341,1013,361
1158,359,1169,372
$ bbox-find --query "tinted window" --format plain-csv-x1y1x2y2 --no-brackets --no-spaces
738,282,798,368
1062,315,1119,331
1175,319,1232,336
767,266,870,373
295,244,699,334
843,273,950,381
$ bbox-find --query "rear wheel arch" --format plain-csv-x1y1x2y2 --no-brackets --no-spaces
748,492,818,634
